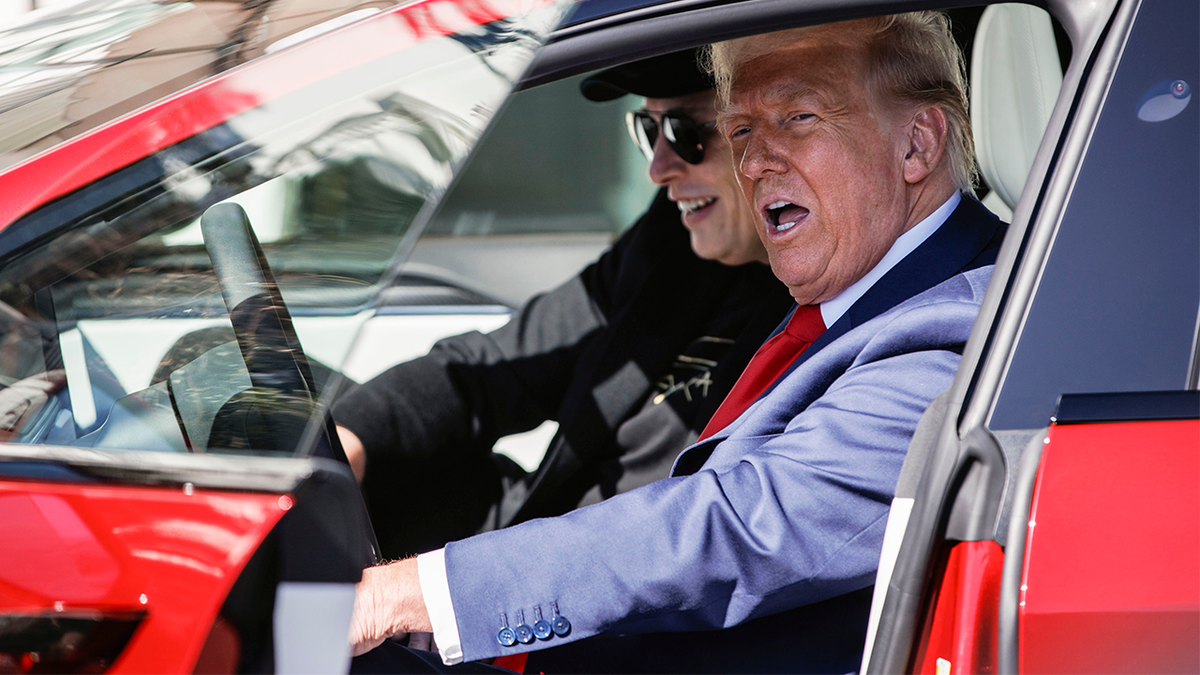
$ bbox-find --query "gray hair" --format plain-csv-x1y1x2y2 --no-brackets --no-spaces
705,13,977,194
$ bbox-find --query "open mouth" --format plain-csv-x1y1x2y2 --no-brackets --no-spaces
764,200,809,234
677,197,716,215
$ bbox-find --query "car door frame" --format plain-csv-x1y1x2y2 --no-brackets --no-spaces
859,0,1199,672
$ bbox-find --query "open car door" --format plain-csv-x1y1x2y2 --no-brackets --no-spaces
865,1,1199,673
0,0,572,671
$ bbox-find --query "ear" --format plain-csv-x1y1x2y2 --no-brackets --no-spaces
902,106,949,185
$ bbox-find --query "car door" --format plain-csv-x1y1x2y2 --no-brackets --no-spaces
0,0,573,671
867,1,1199,672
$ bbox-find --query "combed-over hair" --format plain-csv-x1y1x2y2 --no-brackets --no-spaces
704,13,977,194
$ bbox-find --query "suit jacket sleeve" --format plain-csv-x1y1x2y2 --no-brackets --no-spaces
440,268,992,662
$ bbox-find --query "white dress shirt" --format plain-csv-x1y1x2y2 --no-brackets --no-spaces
416,191,962,664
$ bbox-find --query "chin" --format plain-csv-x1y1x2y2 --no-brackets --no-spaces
688,235,719,261
770,269,817,300
694,244,745,266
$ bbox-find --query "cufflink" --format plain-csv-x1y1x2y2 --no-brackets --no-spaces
496,613,517,647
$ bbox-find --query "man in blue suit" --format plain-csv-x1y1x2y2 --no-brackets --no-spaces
349,12,1005,673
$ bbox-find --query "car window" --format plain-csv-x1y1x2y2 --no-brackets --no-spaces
988,0,1199,431
338,72,657,470
429,73,652,237
0,0,570,455
405,74,656,308
0,0,407,174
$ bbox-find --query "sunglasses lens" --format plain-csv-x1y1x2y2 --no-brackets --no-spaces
663,115,705,164
626,112,708,165
626,112,658,161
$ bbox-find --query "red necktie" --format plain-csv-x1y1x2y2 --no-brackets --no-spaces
698,304,825,441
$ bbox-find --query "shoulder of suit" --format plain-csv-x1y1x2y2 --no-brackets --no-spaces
898,265,994,310
852,265,995,342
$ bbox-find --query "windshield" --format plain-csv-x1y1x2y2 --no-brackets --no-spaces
0,0,571,457
0,0,410,174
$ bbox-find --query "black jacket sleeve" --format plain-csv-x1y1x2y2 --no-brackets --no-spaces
332,194,667,463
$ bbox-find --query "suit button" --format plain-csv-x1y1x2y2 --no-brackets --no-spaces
551,615,571,636
533,619,552,640
497,627,517,647
515,623,535,644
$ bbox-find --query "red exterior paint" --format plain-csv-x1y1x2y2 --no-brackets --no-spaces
0,479,289,673
913,540,1003,675
0,0,556,231
494,651,529,672
1019,419,1200,674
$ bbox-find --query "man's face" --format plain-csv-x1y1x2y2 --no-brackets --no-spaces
643,91,767,266
721,24,917,304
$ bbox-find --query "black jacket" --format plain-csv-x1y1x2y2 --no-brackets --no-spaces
334,191,794,558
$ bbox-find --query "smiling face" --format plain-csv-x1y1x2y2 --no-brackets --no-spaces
721,23,949,304
643,91,768,266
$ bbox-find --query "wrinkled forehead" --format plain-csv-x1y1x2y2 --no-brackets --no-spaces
724,24,872,114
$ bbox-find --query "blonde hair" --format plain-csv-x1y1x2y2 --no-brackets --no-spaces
705,12,977,194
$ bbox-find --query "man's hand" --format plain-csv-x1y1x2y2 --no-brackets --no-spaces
336,425,366,482
349,558,432,657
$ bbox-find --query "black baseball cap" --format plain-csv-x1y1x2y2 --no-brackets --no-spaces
580,48,713,101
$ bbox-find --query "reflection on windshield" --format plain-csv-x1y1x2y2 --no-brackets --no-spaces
0,0,570,457
0,0,409,172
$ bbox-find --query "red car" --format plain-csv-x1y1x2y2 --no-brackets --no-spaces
0,0,1195,673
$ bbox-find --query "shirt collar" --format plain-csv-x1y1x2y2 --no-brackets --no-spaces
819,191,962,328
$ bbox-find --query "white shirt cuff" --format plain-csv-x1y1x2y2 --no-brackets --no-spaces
416,549,464,665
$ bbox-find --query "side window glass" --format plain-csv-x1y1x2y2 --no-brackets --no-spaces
0,2,568,453
410,74,656,308
989,0,1199,430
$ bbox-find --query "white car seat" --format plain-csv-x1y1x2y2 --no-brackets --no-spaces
971,3,1063,221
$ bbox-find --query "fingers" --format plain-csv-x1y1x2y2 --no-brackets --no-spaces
348,559,433,656
349,565,391,656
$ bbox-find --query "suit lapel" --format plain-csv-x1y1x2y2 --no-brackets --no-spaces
672,197,1005,475
775,197,1003,385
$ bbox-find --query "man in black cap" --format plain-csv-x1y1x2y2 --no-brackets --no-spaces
333,49,793,559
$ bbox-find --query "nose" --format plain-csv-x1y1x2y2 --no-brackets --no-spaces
737,130,787,180
647,128,688,186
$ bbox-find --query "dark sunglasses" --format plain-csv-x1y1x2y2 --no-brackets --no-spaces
625,110,716,165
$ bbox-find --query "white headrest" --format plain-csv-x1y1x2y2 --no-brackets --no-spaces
971,4,1063,214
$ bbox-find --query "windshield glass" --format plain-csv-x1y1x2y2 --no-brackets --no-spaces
0,0,570,456
0,0,409,173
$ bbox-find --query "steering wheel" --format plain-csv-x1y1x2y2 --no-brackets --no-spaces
199,202,345,461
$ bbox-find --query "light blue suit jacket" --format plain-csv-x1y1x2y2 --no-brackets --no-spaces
443,199,1003,670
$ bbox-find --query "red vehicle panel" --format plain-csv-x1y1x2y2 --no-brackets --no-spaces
0,480,289,673
914,540,1003,675
1019,419,1200,674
